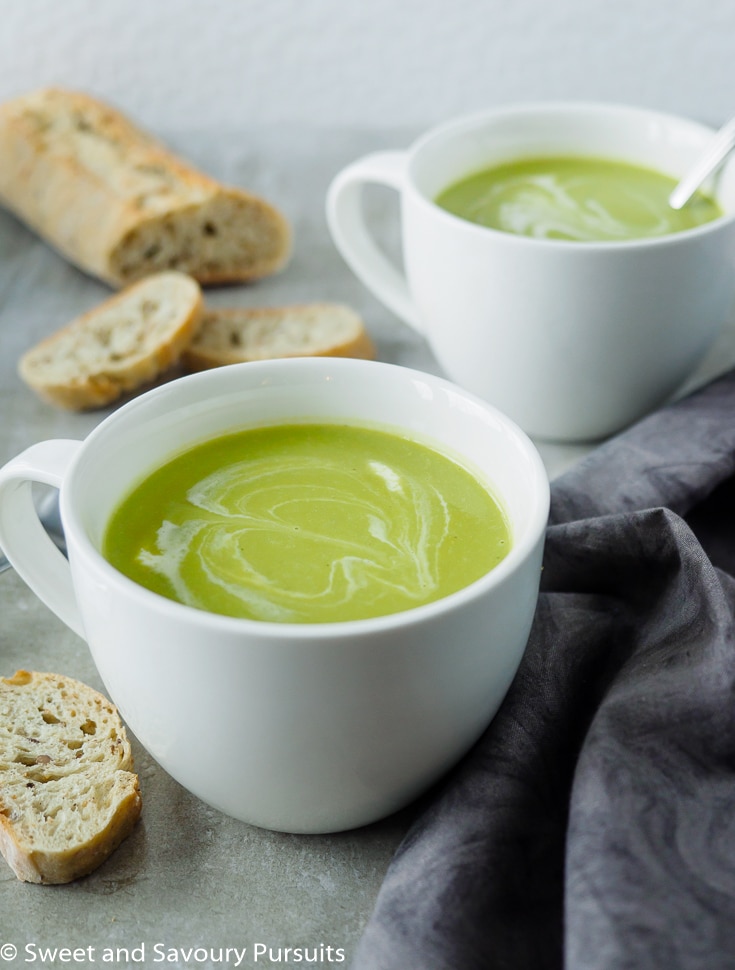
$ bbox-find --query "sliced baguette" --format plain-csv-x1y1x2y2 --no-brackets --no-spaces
18,271,203,410
182,302,375,371
0,87,291,287
0,670,142,884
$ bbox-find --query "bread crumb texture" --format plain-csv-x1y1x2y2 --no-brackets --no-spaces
0,670,141,884
0,87,291,286
18,271,203,410
183,302,375,370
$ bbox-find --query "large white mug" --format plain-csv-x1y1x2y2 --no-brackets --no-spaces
326,102,735,441
0,358,549,834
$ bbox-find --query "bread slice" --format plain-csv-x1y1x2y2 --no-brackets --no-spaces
0,87,291,287
182,302,375,371
0,670,141,884
18,271,203,410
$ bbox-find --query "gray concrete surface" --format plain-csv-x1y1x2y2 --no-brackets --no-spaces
1,127,733,970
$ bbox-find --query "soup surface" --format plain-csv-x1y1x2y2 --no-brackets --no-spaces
103,422,511,623
435,155,722,242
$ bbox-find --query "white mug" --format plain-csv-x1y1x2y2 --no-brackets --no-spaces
0,358,549,833
326,103,735,441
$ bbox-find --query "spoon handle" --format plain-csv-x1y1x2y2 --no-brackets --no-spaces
0,491,66,576
669,117,735,210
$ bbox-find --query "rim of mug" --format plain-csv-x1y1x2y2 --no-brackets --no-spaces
404,100,735,250
60,358,551,641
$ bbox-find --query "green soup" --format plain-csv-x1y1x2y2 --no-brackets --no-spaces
435,155,723,242
103,423,511,624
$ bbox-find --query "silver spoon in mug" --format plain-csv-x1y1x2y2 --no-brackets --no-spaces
669,115,735,210
0,490,66,575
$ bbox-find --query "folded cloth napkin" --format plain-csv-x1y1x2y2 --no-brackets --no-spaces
352,369,735,970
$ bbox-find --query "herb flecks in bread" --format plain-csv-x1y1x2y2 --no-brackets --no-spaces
18,271,203,410
0,670,141,884
183,302,375,371
0,87,291,286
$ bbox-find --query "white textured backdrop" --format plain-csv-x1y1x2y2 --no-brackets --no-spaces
0,0,733,130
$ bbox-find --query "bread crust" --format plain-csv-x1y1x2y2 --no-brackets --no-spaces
18,271,203,410
0,88,291,286
183,303,375,371
0,670,142,884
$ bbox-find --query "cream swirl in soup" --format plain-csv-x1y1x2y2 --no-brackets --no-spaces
103,423,510,623
435,156,722,242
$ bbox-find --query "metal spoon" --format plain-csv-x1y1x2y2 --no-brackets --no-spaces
669,115,735,210
0,490,66,575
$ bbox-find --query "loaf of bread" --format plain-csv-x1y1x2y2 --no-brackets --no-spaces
183,302,375,370
0,87,291,287
0,670,141,884
18,271,203,410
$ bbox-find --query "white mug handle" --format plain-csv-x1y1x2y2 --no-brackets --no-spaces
326,151,423,332
0,439,84,637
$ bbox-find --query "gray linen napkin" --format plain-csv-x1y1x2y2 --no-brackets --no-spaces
352,369,735,970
